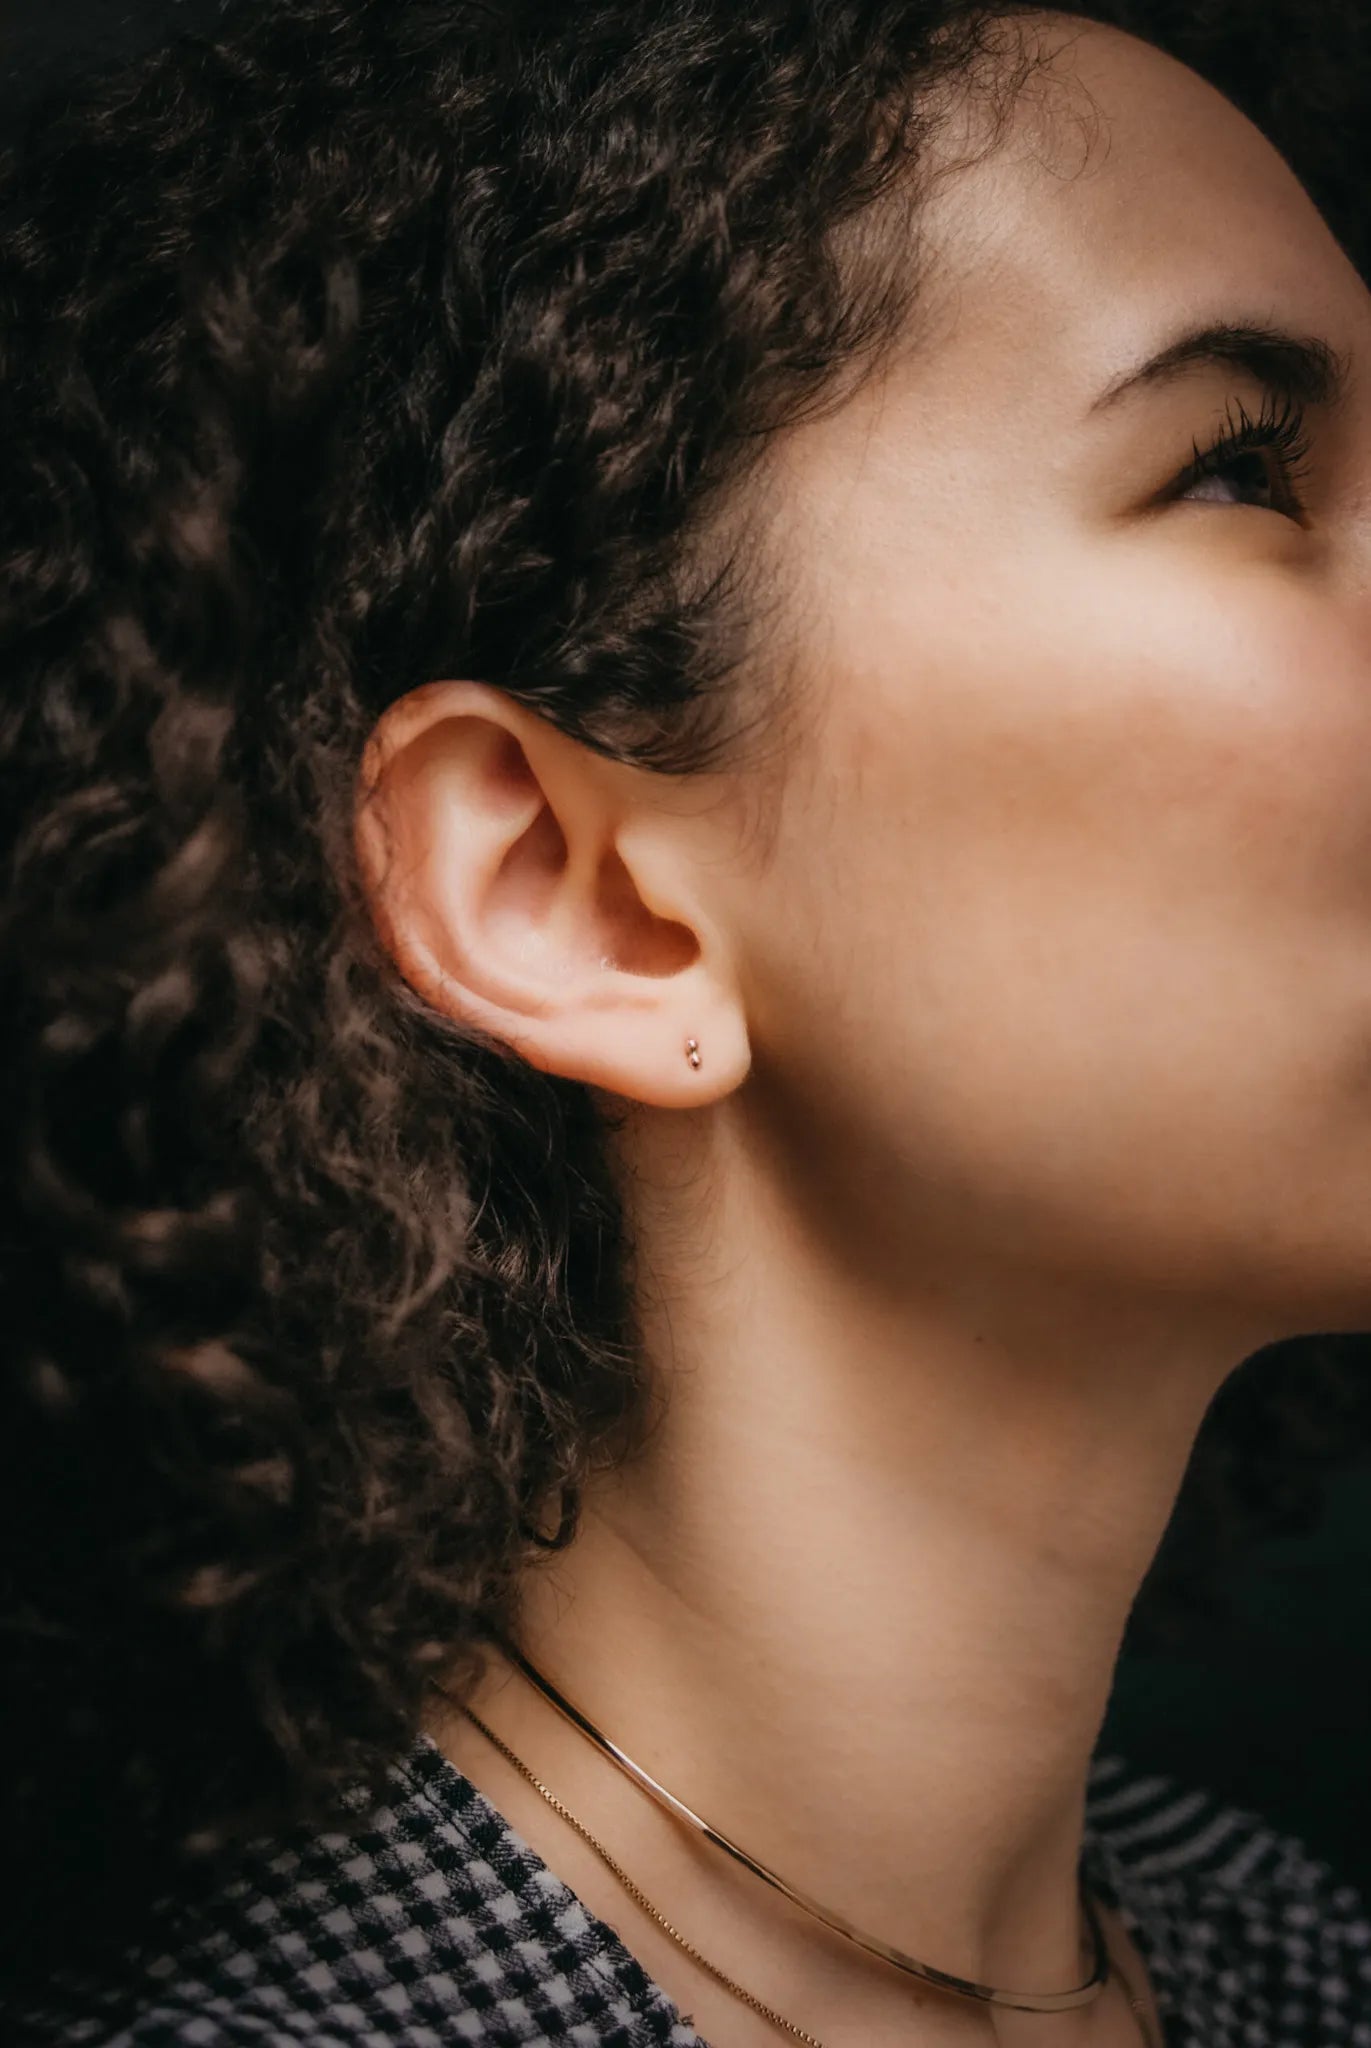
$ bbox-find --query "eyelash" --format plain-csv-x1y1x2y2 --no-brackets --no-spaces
1173,391,1316,517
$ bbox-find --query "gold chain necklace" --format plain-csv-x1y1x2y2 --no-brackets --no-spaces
434,1666,1160,2048
495,1645,1115,2011
464,1704,824,2044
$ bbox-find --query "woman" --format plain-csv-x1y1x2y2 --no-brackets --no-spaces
3,0,1370,2041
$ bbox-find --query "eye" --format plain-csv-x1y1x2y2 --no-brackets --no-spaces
1171,392,1314,521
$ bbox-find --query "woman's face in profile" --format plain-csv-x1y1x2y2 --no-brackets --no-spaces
705,10,1371,1337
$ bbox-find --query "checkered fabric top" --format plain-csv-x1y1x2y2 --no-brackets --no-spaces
10,1741,1371,2045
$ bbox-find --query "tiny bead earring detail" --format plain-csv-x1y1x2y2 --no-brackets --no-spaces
685,1036,702,1070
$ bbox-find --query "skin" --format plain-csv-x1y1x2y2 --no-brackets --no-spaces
356,12,1371,2044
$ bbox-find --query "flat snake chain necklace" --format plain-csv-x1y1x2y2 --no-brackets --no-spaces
431,1648,1159,2048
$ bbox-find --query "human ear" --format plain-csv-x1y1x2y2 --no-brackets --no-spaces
353,679,752,1108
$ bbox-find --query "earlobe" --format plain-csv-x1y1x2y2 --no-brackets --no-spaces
353,680,751,1108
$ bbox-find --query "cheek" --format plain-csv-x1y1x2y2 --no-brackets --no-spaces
947,575,1361,900
827,552,1371,957
756,554,1371,1303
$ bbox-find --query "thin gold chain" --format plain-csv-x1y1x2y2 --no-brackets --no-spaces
1112,1957,1159,2044
460,1703,1159,2048
463,1706,823,2044
497,1640,1115,2013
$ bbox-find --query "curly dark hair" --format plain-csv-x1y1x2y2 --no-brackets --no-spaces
2,0,1370,1983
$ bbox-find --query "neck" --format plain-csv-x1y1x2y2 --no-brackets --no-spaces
494,1095,1265,2026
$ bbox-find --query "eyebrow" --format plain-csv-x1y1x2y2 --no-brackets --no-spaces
1089,320,1351,416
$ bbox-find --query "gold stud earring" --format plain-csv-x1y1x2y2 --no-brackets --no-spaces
685,1036,701,1070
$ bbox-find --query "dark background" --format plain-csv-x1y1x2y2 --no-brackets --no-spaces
1106,1459,1371,1892
0,0,228,123
5,0,1371,1896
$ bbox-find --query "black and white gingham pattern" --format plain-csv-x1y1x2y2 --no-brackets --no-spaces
1085,1754,1371,2046
10,1740,1371,2044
